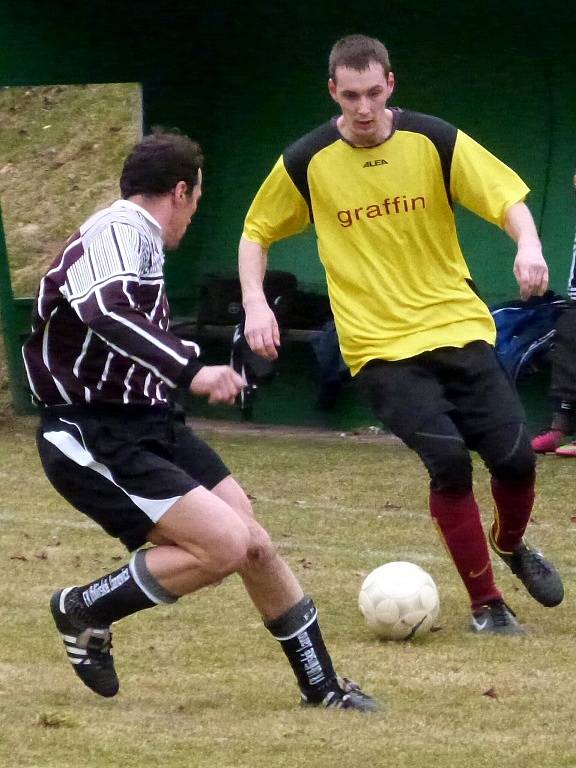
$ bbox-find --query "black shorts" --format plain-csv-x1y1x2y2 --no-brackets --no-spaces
37,404,230,551
356,341,527,441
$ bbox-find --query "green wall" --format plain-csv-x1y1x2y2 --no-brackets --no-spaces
1,0,574,424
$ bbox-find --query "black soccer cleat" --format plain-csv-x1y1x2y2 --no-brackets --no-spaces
489,530,564,608
50,587,119,698
301,677,378,713
470,599,526,636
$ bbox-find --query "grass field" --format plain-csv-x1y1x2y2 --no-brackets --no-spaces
1,417,575,768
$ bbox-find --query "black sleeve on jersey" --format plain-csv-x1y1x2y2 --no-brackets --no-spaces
395,110,458,207
282,121,341,221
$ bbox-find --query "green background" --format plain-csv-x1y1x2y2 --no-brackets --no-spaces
0,0,574,426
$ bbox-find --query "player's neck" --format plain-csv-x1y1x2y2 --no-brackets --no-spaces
126,194,171,231
336,108,394,147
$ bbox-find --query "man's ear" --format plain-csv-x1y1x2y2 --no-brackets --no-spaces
174,180,188,202
328,78,338,103
387,71,395,98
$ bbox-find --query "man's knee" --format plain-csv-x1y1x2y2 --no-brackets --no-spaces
179,519,252,579
491,444,536,484
483,425,536,483
409,430,473,494
217,523,255,577
429,450,473,494
243,524,278,571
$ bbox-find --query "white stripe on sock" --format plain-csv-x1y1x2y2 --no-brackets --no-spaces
271,609,319,642
128,555,163,605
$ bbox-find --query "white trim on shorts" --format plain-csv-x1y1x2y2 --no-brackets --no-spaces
43,425,182,523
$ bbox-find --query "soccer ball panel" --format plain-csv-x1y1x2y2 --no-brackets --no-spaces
419,583,439,613
373,597,401,625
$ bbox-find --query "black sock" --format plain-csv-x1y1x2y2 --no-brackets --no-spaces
66,549,178,626
265,596,339,703
555,403,576,433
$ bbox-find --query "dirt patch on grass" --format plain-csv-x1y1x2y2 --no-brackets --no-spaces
188,416,400,444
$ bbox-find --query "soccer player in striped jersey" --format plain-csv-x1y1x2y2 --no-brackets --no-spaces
239,35,564,635
23,129,376,711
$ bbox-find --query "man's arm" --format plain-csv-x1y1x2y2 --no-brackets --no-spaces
238,236,280,360
63,224,245,403
238,155,312,359
505,202,549,300
72,277,244,405
450,132,548,300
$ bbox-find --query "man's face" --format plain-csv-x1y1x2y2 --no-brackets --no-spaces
328,61,394,146
164,170,203,250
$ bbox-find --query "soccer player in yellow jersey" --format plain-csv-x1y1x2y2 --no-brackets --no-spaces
239,34,564,634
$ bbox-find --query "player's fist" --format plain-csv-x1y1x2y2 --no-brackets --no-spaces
189,365,244,405
244,300,280,360
513,246,548,300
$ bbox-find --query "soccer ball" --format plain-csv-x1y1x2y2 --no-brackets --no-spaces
358,561,440,641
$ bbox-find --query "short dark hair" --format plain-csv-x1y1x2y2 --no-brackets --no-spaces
329,35,391,81
120,127,204,199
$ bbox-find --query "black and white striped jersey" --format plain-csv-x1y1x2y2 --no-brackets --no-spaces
568,227,576,302
22,199,203,407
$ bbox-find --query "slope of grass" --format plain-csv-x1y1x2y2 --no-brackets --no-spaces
0,83,141,296
1,420,575,768
0,83,141,417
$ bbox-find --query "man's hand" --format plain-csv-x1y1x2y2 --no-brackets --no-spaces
243,300,280,360
189,365,244,405
505,202,548,301
513,243,549,300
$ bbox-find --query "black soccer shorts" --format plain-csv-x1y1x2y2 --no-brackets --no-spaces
37,405,230,551
355,340,527,442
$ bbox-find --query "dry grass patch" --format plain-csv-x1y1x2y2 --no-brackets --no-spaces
0,83,141,296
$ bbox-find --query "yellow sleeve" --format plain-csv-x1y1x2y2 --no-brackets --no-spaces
451,131,530,228
242,156,311,249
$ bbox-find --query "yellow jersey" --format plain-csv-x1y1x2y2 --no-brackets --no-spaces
242,108,529,375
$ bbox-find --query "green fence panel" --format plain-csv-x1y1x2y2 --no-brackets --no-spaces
0,206,34,413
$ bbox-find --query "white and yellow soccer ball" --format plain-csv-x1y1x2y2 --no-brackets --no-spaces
358,561,440,641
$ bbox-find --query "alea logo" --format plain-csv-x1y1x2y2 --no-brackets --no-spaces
363,158,388,167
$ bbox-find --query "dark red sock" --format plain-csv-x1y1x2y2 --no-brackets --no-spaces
430,488,501,610
490,475,535,553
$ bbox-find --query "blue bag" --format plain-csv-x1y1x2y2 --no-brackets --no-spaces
491,292,567,381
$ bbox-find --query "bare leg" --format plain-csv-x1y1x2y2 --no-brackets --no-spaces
57,476,375,708
143,477,302,621
211,476,304,621
144,485,251,594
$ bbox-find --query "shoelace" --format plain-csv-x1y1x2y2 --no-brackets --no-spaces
527,554,553,576
323,691,347,709
513,549,552,577
81,628,114,665
321,679,362,708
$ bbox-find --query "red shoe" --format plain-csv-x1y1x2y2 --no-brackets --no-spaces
555,441,576,457
531,429,565,454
